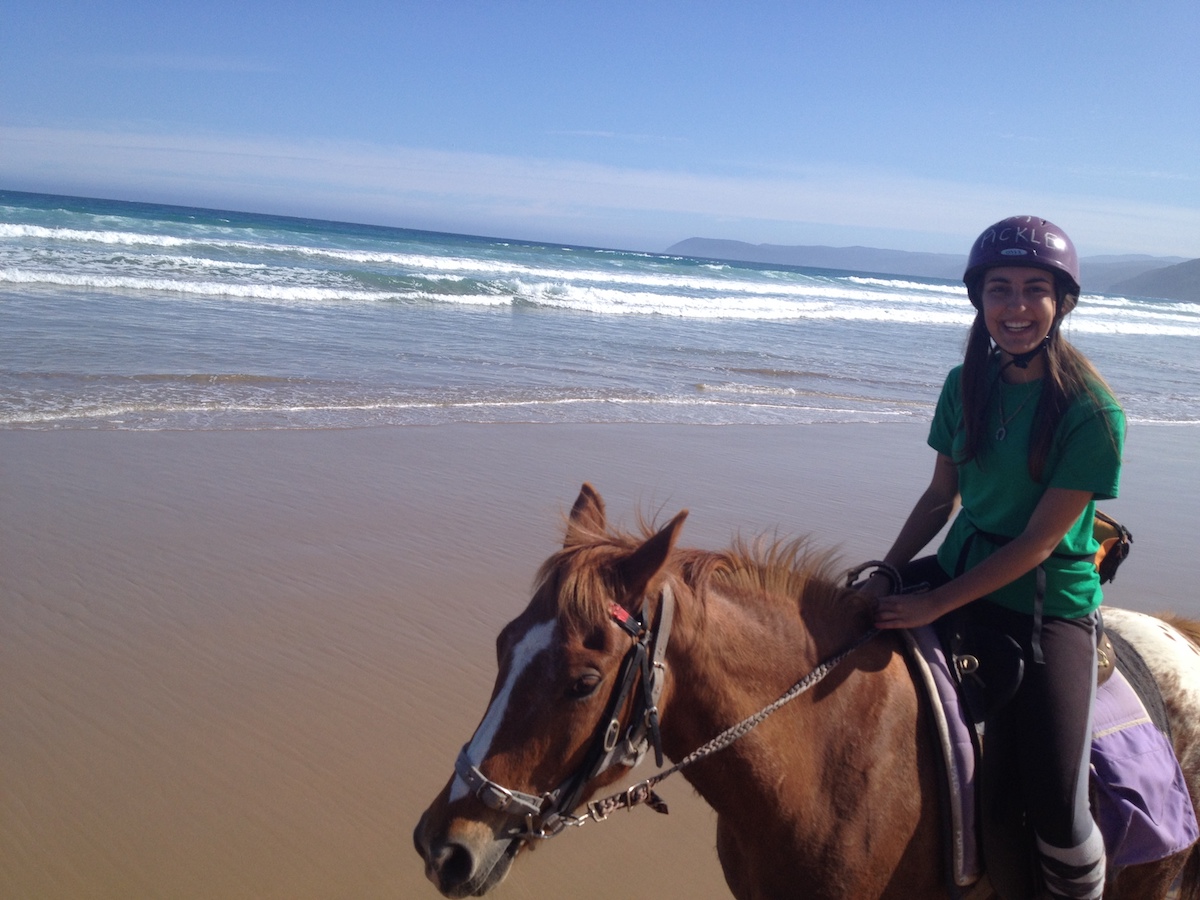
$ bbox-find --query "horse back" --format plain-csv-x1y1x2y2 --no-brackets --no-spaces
1102,609,1200,773
1101,608,1200,899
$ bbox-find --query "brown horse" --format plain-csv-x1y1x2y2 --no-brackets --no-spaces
414,484,1200,899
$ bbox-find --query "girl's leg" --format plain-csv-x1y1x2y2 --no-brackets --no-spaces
1023,613,1104,899
979,605,1105,900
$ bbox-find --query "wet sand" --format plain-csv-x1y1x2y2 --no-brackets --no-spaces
2,423,1196,899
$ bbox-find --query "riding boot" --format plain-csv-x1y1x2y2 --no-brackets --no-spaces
1035,827,1105,900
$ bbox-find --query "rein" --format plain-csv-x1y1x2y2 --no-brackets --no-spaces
577,626,879,828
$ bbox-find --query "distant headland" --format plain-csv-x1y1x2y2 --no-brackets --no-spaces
664,237,1199,302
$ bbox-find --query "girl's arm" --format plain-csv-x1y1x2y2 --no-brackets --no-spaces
874,486,1094,629
860,453,959,597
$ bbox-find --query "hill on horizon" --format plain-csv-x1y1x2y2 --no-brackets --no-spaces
664,237,1194,298
1111,257,1200,303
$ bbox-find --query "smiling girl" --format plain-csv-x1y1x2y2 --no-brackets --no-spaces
864,216,1125,899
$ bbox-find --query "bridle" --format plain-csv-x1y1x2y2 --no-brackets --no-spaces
454,583,675,840
454,580,877,843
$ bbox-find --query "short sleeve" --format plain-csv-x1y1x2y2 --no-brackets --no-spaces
1047,396,1125,500
927,367,962,458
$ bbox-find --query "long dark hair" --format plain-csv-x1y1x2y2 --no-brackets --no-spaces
959,277,1119,482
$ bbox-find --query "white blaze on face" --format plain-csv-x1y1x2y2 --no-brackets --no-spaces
449,618,557,803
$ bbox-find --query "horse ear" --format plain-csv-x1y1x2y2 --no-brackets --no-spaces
616,509,687,608
565,483,607,547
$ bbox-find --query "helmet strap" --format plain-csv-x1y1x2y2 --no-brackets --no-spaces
996,312,1061,371
1005,337,1050,370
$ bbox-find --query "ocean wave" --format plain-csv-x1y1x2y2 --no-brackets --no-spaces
0,268,409,304
3,261,1195,332
1066,320,1200,337
0,392,925,430
0,259,975,320
847,276,959,292
696,381,933,406
1126,416,1200,426
140,253,274,272
274,249,965,307
4,193,1196,433
3,220,973,305
513,281,974,322
0,222,202,247
0,221,560,276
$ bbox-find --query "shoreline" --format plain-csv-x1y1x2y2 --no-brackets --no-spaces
3,423,1196,898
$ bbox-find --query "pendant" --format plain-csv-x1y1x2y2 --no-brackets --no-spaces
995,426,1007,442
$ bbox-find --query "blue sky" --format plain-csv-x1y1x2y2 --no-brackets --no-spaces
3,1,1198,256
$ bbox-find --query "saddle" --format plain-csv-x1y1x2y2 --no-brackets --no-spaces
936,608,1119,728
903,618,1196,900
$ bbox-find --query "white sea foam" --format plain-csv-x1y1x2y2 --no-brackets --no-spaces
145,254,273,272
0,268,408,304
513,280,974,322
1066,319,1200,337
0,223,199,247
2,221,970,308
7,257,1194,331
847,276,960,293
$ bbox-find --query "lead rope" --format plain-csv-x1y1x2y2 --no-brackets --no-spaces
570,627,880,826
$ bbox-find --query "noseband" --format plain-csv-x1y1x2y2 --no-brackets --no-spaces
454,584,675,839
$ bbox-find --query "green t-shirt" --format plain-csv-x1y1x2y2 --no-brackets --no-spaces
928,363,1125,618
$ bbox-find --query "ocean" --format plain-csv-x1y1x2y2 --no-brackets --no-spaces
2,190,1198,431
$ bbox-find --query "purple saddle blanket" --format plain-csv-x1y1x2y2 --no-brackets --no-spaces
1090,658,1199,867
908,625,1198,885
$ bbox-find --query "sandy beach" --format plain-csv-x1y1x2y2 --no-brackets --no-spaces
2,423,1196,899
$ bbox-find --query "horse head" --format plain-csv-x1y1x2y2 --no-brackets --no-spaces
414,484,687,897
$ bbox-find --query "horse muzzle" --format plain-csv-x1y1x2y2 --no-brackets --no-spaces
413,809,522,898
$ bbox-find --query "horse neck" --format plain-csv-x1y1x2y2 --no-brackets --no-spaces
648,556,940,896
657,562,882,826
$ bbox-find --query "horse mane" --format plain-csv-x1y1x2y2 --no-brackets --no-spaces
697,534,851,616
533,513,859,633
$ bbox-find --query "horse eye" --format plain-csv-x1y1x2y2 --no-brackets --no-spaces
568,672,601,699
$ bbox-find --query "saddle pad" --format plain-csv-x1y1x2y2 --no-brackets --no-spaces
906,625,1199,884
1091,666,1199,867
904,627,980,886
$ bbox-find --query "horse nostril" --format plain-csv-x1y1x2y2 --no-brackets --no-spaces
430,839,476,890
414,811,479,893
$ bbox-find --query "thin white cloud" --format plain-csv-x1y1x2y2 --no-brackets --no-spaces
2,125,1196,257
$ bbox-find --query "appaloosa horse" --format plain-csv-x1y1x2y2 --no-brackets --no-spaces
415,484,1200,899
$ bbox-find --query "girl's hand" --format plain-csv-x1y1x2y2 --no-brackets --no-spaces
874,591,950,630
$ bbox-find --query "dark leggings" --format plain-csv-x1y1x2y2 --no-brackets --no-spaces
900,557,1099,847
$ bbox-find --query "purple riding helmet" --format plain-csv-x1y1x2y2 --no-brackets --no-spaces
963,215,1081,314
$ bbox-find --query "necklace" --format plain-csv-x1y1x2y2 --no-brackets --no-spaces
995,382,1036,442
